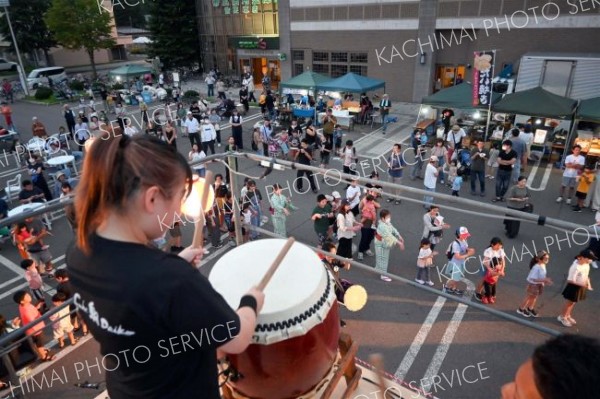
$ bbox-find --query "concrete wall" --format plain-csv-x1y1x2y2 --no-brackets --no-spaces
48,48,112,68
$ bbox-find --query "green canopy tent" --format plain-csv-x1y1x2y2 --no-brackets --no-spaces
279,71,331,92
421,82,502,109
577,97,600,122
316,72,385,93
492,86,577,119
107,64,153,80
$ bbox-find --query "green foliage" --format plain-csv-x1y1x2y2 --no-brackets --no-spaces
69,80,85,91
45,0,116,77
112,83,125,90
112,1,150,28
0,0,56,65
129,47,147,55
183,90,199,98
34,86,53,100
147,0,201,70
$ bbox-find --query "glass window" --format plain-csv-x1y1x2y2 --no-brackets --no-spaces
294,64,304,76
331,64,347,78
331,52,348,63
350,53,368,63
350,65,368,76
292,50,304,61
313,52,329,62
313,64,329,75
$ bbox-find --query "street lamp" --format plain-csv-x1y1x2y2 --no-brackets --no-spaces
1,0,30,96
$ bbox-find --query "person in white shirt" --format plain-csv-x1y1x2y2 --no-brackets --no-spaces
517,251,553,318
200,118,217,155
556,145,585,204
474,237,506,303
423,155,440,209
518,126,534,155
188,144,206,177
345,177,361,217
124,119,139,137
558,249,595,327
183,112,201,148
447,125,466,161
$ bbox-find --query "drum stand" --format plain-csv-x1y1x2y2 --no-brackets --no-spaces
220,333,362,399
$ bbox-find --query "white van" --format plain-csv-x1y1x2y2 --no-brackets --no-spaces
27,67,68,89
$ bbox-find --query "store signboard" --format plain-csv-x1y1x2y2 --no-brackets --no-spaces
472,51,494,107
215,0,277,14
229,36,279,50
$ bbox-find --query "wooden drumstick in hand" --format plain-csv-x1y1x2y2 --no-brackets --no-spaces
191,171,214,249
257,237,295,292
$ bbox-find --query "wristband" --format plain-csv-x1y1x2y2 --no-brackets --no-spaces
238,295,258,315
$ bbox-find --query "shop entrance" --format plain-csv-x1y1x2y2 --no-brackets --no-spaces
434,65,467,90
239,58,280,90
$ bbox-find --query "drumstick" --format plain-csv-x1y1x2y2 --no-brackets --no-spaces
191,171,214,249
369,353,388,396
257,237,295,291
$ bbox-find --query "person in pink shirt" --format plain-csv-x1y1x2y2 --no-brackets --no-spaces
12,290,54,361
20,259,47,312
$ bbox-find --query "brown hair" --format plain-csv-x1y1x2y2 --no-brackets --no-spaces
75,134,192,254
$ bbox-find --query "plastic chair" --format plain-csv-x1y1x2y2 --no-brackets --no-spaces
4,174,21,205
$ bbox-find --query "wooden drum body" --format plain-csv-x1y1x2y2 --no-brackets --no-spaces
209,239,340,399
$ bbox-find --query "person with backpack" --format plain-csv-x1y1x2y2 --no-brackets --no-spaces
517,251,553,318
443,226,475,295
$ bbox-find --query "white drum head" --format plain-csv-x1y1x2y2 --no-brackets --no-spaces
209,239,336,345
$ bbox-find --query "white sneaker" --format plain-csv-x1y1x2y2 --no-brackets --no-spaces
556,197,563,203
566,198,572,205
557,315,572,327
217,143,222,147
567,315,577,325
427,281,434,286
415,279,425,285
203,248,210,255
592,261,599,269
366,250,374,257
380,275,392,282
357,252,364,260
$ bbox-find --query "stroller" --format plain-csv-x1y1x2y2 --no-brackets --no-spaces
217,99,236,119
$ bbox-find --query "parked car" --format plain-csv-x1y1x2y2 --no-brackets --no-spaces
0,58,17,72
27,66,68,90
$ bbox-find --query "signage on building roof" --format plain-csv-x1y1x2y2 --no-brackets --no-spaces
229,36,279,50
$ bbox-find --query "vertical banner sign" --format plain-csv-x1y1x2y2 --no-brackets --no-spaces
472,51,494,107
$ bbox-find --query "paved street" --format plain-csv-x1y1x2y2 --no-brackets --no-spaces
0,87,598,399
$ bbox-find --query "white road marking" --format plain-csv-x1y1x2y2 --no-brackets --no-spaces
94,390,109,399
421,303,469,393
395,296,447,380
527,161,553,192
0,276,22,290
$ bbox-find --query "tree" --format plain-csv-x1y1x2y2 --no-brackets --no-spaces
0,0,57,66
45,0,116,78
147,0,201,70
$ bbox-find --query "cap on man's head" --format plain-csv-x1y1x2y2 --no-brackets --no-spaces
332,191,341,199
429,155,439,162
457,226,471,237
187,111,192,115
55,172,65,180
452,125,460,131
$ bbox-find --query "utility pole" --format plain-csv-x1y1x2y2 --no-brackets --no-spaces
2,1,30,96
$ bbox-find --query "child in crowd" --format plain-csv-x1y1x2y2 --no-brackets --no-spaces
55,269,88,336
416,238,436,286
573,165,595,212
486,142,500,179
451,169,464,196
12,290,53,361
333,125,343,156
517,251,553,318
320,135,333,169
482,248,506,304
241,202,253,243
445,160,458,186
49,293,76,348
558,249,595,327
20,259,47,312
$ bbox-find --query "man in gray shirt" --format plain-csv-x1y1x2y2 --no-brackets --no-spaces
510,128,527,183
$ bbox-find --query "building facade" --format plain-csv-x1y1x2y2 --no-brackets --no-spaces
198,0,600,101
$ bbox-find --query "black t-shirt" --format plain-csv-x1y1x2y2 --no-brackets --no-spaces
66,235,240,399
498,149,517,171
298,147,312,165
